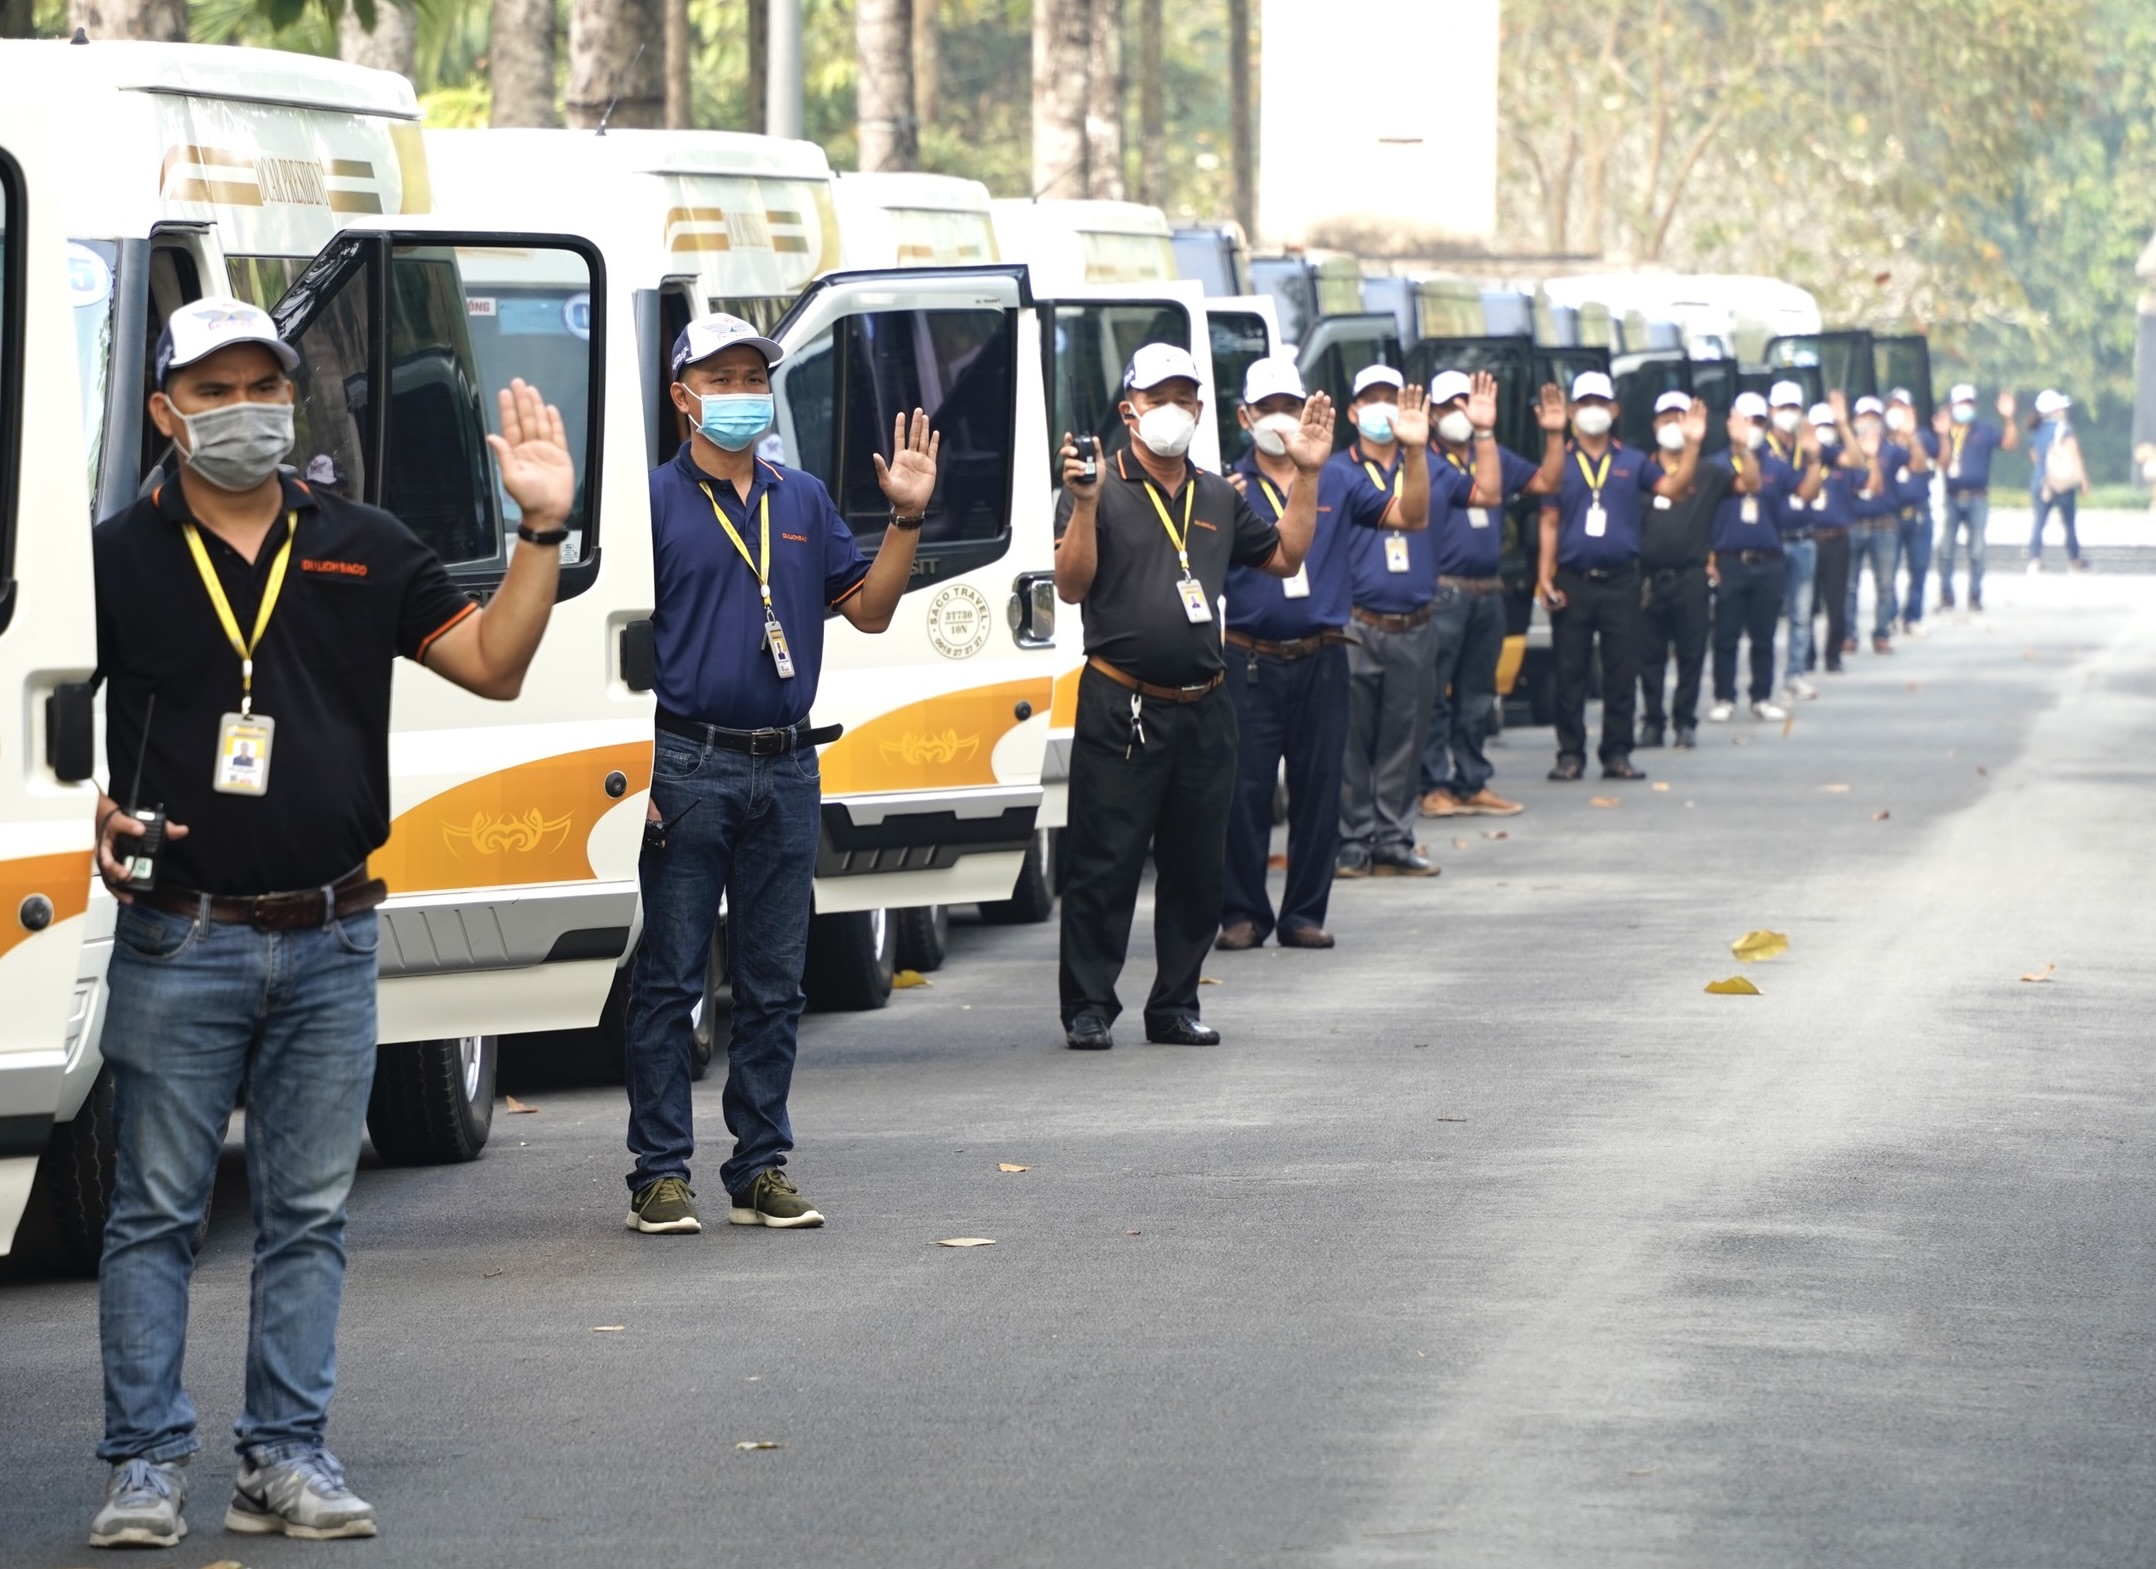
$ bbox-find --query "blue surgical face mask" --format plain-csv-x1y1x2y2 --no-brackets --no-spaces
1951,404,1976,425
1356,404,1397,444
697,393,775,452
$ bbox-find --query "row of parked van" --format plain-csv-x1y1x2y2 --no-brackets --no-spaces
0,38,1932,1270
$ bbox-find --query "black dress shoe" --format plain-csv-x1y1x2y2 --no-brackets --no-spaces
1601,758,1647,781
1636,724,1666,748
1278,925,1335,949
1672,726,1697,750
1369,846,1439,877
1548,757,1585,781
1144,1015,1220,1046
1214,922,1261,951
1065,1012,1113,1051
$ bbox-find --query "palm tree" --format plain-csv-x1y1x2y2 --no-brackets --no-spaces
69,0,187,40
565,0,665,129
857,0,915,170
489,0,557,125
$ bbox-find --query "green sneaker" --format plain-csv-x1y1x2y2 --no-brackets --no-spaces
626,1176,701,1234
728,1170,824,1229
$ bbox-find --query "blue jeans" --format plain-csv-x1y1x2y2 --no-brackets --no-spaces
1939,491,1988,604
1422,586,1507,798
1782,536,1817,686
626,733,820,1198
98,901,379,1465
1222,641,1349,940
2030,490,2081,562
1897,509,1933,624
1853,527,1898,640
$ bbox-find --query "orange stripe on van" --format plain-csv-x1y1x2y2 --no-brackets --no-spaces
0,850,93,964
818,679,1054,796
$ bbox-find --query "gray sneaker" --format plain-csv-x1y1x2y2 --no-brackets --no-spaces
89,1456,188,1548
224,1450,377,1540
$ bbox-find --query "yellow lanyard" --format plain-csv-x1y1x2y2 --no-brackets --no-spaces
1360,458,1402,497
182,510,296,718
1767,435,1793,463
1142,476,1197,576
1948,425,1968,464
1255,476,1286,518
702,482,773,608
1574,448,1613,504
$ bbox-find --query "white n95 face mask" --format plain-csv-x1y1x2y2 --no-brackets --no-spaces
1655,422,1688,453
1771,409,1802,435
1572,405,1613,438
1746,426,1768,450
1134,402,1198,459
177,400,296,492
1436,409,1474,445
1251,412,1298,457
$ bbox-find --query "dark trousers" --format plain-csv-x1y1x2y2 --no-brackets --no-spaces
1060,665,1237,1029
1712,555,1787,703
1421,585,1506,798
1638,564,1710,732
1812,530,1851,670
1552,564,1641,765
1342,615,1438,855
1222,642,1348,941
1897,509,1932,624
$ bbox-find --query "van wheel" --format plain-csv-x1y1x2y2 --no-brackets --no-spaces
979,829,1055,925
367,1035,497,1165
44,1066,211,1276
598,931,723,1083
893,905,950,972
803,908,893,1012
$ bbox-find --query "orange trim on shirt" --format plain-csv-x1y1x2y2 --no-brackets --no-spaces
414,600,479,664
827,573,870,608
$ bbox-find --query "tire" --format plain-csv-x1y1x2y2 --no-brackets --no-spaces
803,908,894,1012
893,905,950,972
979,829,1056,925
597,926,723,1083
366,1035,497,1165
45,1065,212,1276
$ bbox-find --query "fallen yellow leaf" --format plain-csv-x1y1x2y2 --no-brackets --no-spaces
1453,837,1471,849
934,1237,997,1248
1199,975,1222,985
893,969,931,988
1782,713,1794,737
1731,930,1790,962
2020,963,2056,984
996,1163,1030,1173
591,1325,626,1333
1590,795,1621,808
505,1095,538,1114
735,1440,785,1451
1651,781,1671,792
1820,783,1851,794
1705,976,1762,995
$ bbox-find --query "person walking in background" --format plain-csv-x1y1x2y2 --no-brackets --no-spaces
2027,389,2090,572
1848,397,1902,654
1765,381,1824,702
1706,392,1794,724
1886,388,1936,637
1936,383,2017,611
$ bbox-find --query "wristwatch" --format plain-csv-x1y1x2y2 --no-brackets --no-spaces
517,522,571,547
888,510,926,531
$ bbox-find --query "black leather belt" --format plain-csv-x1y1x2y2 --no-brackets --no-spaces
1438,575,1504,595
1814,526,1850,539
1564,563,1639,582
137,866,386,931
1782,527,1815,540
657,708,843,755
1732,549,1783,565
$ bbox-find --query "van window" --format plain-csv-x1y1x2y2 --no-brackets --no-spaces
779,304,1016,560
68,240,119,505
1049,302,1189,480
1207,309,1268,464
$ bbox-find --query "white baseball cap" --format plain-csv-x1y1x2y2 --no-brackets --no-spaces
1807,402,1837,427
1351,364,1405,398
1732,391,1769,420
154,296,299,386
1767,380,1806,409
1570,371,1615,402
1888,386,1916,406
1241,355,1306,405
1428,370,1472,405
1125,342,1203,392
1948,382,1978,405
2035,388,2071,415
1652,390,1692,415
1854,395,1885,417
673,312,784,376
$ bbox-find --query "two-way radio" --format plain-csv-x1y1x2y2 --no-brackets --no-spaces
119,695,167,894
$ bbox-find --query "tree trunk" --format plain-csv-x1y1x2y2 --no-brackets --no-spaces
337,0,417,76
856,0,916,171
68,0,185,42
565,0,666,130
489,0,559,125
665,0,691,128
1032,0,1091,199
0,0,38,38
912,0,939,134
747,0,768,133
1227,0,1255,240
1135,0,1163,206
1084,0,1124,198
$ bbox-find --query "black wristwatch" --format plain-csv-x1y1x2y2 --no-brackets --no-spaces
888,510,926,532
517,522,571,547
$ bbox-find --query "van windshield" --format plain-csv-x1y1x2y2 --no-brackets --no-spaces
68,240,119,509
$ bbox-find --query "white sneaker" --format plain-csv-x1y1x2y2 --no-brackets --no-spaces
1706,701,1735,723
2027,558,2043,574
1752,699,1789,722
1905,620,1928,638
1785,677,1820,702
89,1457,188,1548
225,1451,377,1540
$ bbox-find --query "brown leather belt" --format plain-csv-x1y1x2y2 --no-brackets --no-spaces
1438,576,1504,595
1352,603,1436,633
1086,656,1224,704
1223,628,1353,660
1813,526,1850,539
137,866,388,931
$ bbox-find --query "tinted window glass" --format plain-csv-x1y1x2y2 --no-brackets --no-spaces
1208,309,1269,465
69,240,118,506
1050,302,1189,480
1612,351,1689,452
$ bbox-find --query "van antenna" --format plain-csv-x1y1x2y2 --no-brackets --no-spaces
594,42,648,137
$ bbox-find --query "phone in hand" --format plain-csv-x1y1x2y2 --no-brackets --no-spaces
1073,433,1099,484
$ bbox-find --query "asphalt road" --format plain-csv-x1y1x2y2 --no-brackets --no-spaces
5,566,2154,1568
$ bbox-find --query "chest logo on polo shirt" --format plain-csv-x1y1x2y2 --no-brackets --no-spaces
926,582,992,660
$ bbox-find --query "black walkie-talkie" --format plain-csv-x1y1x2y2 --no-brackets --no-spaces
121,696,167,894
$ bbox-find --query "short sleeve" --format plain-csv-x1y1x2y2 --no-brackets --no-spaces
1228,482,1282,567
1428,457,1476,515
392,517,479,664
1497,447,1539,498
1053,488,1076,541
1637,457,1667,491
1697,457,1737,509
1336,463,1396,531
816,479,874,606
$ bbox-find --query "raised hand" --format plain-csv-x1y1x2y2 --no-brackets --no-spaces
1725,409,1755,449
873,407,941,515
1287,391,1335,472
488,378,576,529
1797,418,1821,459
1996,388,2017,419
1392,384,1431,449
1933,407,1952,438
1681,397,1709,445
1827,388,1849,423
1534,382,1568,433
1466,371,1501,435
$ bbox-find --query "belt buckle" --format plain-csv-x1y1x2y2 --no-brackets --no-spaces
748,728,788,756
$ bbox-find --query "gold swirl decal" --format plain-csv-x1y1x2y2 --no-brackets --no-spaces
442,809,576,859
879,730,981,767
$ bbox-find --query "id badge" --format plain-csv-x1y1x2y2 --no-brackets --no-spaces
1384,534,1411,574
1468,506,1492,530
1897,466,1912,485
1585,504,1609,538
1177,574,1213,624
1811,491,1828,513
1740,497,1760,524
213,711,275,796
1652,495,1673,511
764,605,798,680
1947,461,1961,481
1281,562,1311,599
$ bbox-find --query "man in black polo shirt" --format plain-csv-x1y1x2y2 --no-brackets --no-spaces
1054,343,1332,1049
86,297,572,1548
1635,391,1740,751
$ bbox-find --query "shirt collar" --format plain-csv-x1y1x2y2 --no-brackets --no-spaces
1114,446,1195,491
154,464,321,525
673,439,785,510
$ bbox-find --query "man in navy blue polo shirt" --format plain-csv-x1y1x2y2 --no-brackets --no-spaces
1338,366,1501,876
623,313,939,1237
1706,392,1795,724
1417,372,1565,820
1763,381,1824,702
1886,388,1937,636
1937,382,2018,612
1534,371,1704,781
1217,357,1429,950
